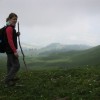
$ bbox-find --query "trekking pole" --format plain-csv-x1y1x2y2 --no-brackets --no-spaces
17,22,28,72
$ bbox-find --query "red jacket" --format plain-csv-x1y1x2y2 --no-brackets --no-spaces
5,26,17,53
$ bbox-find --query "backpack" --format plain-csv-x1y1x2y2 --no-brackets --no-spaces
0,26,6,53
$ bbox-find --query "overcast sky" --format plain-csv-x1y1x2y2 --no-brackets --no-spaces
0,0,100,47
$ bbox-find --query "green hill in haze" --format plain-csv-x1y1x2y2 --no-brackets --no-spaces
29,45,100,69
38,43,91,56
0,45,100,69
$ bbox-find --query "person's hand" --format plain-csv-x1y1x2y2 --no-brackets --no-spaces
14,52,19,58
16,32,20,36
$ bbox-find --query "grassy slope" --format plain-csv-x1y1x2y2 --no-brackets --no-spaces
0,66,100,100
71,45,100,65
29,45,100,68
0,46,100,100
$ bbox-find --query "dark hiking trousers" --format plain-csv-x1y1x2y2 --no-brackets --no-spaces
5,53,20,84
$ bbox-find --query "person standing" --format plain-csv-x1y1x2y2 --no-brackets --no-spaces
5,13,20,87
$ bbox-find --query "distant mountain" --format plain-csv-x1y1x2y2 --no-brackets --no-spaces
39,45,100,66
38,43,92,56
41,43,91,51
18,42,92,57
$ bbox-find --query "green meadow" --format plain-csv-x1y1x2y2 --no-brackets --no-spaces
0,45,100,100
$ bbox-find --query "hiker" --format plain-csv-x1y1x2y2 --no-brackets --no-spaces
4,13,20,87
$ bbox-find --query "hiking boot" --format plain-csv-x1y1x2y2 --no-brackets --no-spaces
12,77,20,82
5,81,16,87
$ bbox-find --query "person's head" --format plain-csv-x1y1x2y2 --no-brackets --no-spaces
6,13,18,26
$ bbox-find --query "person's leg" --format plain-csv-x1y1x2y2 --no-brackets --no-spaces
7,54,12,74
5,54,20,86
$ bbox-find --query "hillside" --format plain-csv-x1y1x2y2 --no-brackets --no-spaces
28,45,100,68
18,43,91,57
0,45,100,69
0,45,100,100
38,43,91,56
70,45,100,66
47,45,100,66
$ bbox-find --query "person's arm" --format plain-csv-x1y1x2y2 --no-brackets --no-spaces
6,26,17,53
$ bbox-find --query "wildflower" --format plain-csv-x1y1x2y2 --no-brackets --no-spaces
89,84,92,86
89,91,92,93
93,80,96,82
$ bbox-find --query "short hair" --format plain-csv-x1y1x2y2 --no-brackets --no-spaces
6,13,18,22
